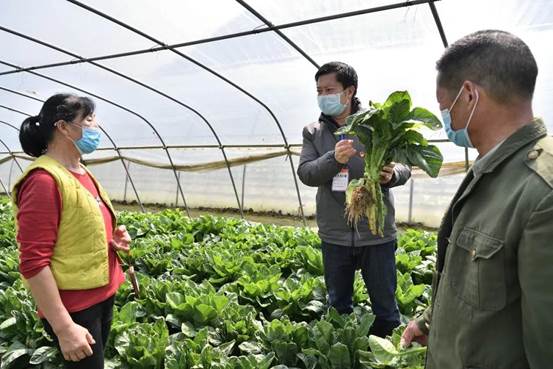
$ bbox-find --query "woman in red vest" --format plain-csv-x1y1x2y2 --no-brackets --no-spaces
14,94,131,368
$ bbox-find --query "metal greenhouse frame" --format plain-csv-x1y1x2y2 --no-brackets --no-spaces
2,0,545,226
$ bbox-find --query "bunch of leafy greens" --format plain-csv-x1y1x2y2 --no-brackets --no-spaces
335,91,443,236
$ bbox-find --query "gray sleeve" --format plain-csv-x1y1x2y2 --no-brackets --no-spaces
386,163,411,188
297,127,343,187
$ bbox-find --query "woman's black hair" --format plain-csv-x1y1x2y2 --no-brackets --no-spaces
315,61,361,113
19,93,95,157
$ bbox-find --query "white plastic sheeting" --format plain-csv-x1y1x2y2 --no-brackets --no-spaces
1,0,552,226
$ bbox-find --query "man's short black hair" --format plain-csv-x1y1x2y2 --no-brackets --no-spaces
315,61,358,91
436,30,538,103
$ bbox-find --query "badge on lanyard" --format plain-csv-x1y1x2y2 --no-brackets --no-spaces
332,168,349,192
332,133,349,192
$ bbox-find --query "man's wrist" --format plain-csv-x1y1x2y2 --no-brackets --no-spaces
332,151,347,166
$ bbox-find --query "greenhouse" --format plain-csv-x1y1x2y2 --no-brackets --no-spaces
0,0,552,368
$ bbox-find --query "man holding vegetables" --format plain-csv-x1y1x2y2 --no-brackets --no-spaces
401,30,553,368
298,61,411,337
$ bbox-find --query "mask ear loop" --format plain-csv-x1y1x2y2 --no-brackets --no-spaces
449,85,465,111
464,89,480,131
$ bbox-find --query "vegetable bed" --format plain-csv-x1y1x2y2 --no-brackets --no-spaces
0,198,435,369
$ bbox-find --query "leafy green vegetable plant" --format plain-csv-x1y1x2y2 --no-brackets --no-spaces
335,91,443,236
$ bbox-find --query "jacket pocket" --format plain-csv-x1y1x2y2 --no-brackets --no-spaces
448,228,506,311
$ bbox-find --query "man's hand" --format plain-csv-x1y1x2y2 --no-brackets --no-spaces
334,140,357,164
400,320,428,348
110,225,131,253
380,163,395,185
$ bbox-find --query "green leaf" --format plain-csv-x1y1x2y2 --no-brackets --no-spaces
407,145,443,178
273,340,298,366
297,351,319,369
239,340,263,354
257,352,276,369
368,335,398,365
166,292,185,308
399,130,427,146
180,321,196,337
327,342,351,369
29,346,58,365
1,346,32,369
353,336,371,353
0,317,16,331
304,300,325,315
118,301,141,323
355,313,374,337
408,107,442,130
312,320,334,353
218,340,235,356
382,91,412,123
193,304,217,324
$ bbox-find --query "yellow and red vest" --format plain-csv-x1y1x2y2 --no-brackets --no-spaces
12,155,116,290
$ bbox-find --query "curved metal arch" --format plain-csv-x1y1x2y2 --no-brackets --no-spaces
235,0,320,69
0,138,20,170
0,27,244,218
0,104,31,117
429,1,448,48
65,0,305,223
0,137,22,172
0,119,26,194
0,59,191,216
0,87,146,212
0,119,20,132
0,108,34,173
0,0,435,75
0,0,438,223
427,1,469,172
0,86,43,101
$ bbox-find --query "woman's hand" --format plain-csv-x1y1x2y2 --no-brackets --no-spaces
110,225,131,253
55,321,95,361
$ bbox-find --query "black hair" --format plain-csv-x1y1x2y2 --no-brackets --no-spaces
315,61,361,113
19,93,95,157
436,30,538,103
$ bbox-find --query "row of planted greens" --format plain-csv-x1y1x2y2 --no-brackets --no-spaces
0,197,434,369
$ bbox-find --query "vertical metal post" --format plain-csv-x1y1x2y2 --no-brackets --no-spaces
287,150,306,226
408,179,415,224
123,160,130,203
175,171,181,207
220,147,244,218
241,164,247,212
8,158,15,191
0,177,9,196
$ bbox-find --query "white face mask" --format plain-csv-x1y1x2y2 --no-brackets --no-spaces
318,91,348,117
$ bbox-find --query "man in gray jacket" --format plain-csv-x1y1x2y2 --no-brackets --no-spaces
298,61,411,337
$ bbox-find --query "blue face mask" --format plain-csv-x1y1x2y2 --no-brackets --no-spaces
74,126,101,154
440,86,479,148
318,91,347,117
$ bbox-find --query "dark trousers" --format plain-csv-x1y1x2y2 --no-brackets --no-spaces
42,295,115,369
321,240,400,337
